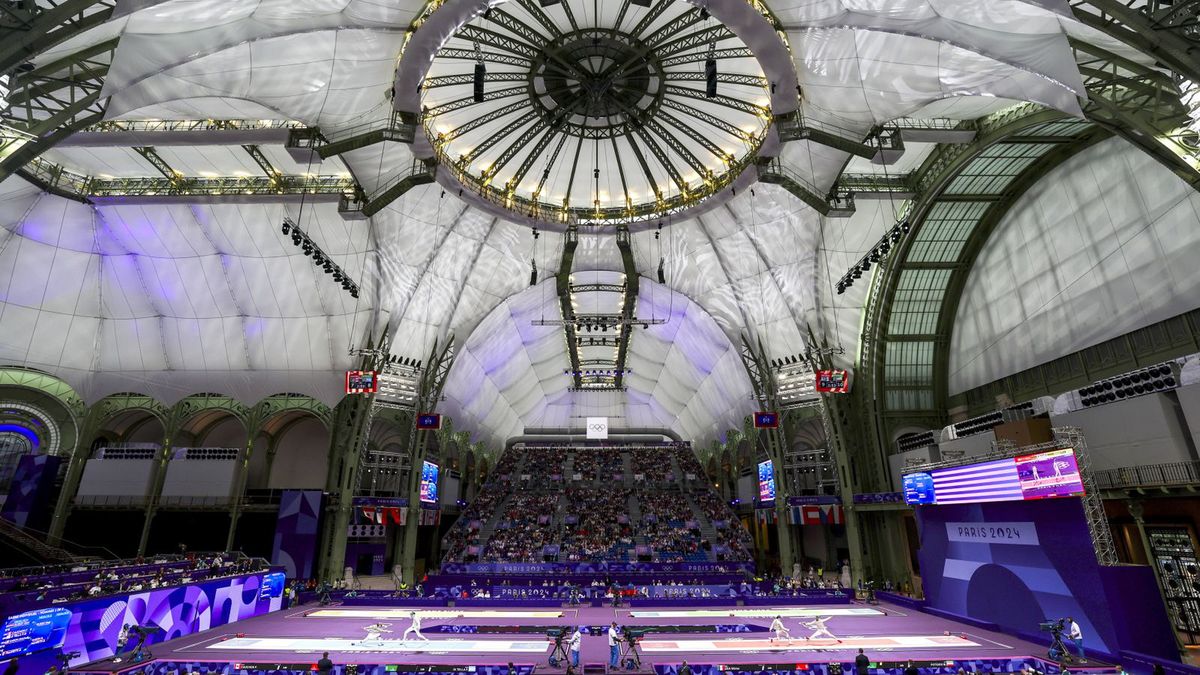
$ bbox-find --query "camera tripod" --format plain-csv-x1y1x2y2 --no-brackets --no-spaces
618,636,642,670
549,634,568,667
1047,629,1075,664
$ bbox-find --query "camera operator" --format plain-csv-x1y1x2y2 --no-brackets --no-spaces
1066,617,1085,663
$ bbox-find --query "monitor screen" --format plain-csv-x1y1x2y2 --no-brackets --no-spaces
757,459,776,502
815,369,850,393
345,370,377,394
0,607,71,658
902,448,1085,505
753,411,779,428
419,461,440,504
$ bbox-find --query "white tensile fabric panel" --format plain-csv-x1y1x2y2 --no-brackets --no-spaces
949,138,1200,394
0,176,376,405
441,274,754,449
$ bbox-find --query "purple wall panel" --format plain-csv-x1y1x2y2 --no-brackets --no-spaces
2,454,62,529
915,497,1174,661
272,490,323,579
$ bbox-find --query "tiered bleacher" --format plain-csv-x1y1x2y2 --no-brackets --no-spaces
442,442,753,566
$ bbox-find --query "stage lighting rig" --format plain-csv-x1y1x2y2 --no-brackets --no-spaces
280,217,360,299
837,219,911,294
1076,361,1180,408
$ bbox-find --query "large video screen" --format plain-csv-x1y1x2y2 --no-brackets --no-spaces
419,460,440,504
903,448,1084,505
0,608,71,659
757,459,776,502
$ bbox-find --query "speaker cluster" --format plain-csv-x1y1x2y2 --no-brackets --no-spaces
1078,363,1178,407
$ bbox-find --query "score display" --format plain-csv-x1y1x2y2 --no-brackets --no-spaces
757,459,776,502
903,448,1085,505
419,460,440,504
815,369,850,393
0,607,71,658
753,411,779,428
345,370,378,394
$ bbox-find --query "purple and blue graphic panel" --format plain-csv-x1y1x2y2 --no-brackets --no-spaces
419,461,439,504
272,490,323,579
757,460,775,502
1,454,62,529
915,497,1176,661
9,572,282,671
903,448,1084,505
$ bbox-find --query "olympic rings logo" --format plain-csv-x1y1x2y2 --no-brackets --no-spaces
588,423,607,431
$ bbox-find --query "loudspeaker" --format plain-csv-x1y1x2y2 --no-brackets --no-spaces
704,58,717,98
473,63,486,102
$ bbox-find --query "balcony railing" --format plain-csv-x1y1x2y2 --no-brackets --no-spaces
1092,461,1200,490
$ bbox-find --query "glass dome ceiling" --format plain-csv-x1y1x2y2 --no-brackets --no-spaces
419,0,772,227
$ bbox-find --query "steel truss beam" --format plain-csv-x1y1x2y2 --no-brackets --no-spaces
435,48,532,68
424,85,527,117
634,127,687,193
18,156,358,203
132,146,177,180
439,101,529,144
613,225,639,388
661,98,752,141
667,72,769,88
59,119,311,147
0,0,117,74
558,226,582,388
660,47,753,67
455,24,538,59
1071,0,1200,84
422,71,527,89
0,39,114,185
665,85,769,116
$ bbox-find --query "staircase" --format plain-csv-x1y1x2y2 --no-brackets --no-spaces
682,493,722,562
0,518,84,566
622,451,634,488
473,492,513,553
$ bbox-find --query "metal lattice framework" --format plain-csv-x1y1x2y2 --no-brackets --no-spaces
855,5,1200,460
420,0,776,227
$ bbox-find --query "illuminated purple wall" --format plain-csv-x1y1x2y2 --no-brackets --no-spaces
1,454,61,530
16,572,283,673
915,497,1176,661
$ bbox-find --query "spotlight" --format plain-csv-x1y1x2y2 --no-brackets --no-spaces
699,7,709,19
281,222,290,235
292,234,302,246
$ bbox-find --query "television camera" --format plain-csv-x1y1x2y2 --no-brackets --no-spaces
546,628,567,667
619,629,645,670
1039,619,1072,663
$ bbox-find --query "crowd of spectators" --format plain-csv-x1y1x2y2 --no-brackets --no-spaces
444,443,756,565
571,449,623,482
629,448,671,482
558,487,634,561
0,553,269,612
637,491,705,562
481,492,560,562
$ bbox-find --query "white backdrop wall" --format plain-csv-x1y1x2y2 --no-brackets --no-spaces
949,138,1200,394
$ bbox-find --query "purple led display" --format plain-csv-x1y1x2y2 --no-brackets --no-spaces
903,448,1085,505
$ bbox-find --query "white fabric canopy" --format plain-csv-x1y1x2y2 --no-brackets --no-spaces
0,0,1104,445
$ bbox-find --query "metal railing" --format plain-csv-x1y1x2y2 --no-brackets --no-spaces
1092,460,1200,490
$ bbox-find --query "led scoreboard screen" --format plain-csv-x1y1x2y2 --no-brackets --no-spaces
345,370,378,394
757,460,776,502
903,448,1085,505
419,460,440,504
0,607,71,658
815,369,850,393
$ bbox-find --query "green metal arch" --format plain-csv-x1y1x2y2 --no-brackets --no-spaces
860,106,1108,446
